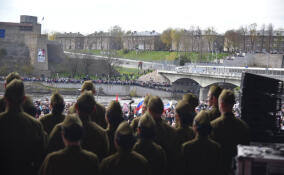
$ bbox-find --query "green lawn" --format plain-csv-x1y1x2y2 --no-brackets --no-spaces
79,49,229,63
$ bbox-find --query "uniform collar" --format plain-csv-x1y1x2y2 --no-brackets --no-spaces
64,145,81,152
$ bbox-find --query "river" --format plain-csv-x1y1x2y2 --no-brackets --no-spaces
0,92,177,108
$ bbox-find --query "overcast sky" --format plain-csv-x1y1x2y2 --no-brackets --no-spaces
0,0,284,34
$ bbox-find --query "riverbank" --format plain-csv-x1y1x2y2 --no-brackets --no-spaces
0,81,178,98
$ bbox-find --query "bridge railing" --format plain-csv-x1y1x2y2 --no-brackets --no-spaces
174,65,284,79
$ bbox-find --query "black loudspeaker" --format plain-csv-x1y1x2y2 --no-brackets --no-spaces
240,72,284,142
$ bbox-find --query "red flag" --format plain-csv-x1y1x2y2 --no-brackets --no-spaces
116,94,118,101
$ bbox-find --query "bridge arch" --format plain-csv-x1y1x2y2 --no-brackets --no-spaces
172,78,201,98
158,71,241,88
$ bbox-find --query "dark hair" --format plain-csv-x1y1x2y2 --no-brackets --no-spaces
115,133,136,151
148,96,164,115
219,89,236,106
175,101,195,126
194,120,212,136
209,85,223,99
5,79,25,105
115,121,136,151
76,91,96,113
106,101,124,127
138,114,156,139
51,92,65,114
182,93,199,110
62,124,84,142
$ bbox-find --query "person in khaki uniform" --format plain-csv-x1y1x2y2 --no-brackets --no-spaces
40,92,66,135
130,94,152,134
40,114,99,175
147,96,178,175
182,92,199,119
100,121,150,175
48,91,109,161
133,113,167,175
211,89,250,175
0,79,47,175
207,85,223,121
105,100,125,155
69,80,107,129
182,110,223,175
0,72,33,113
174,101,195,148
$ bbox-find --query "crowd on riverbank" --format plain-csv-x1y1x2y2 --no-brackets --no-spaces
0,76,196,93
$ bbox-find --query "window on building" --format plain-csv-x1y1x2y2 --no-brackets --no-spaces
19,26,33,31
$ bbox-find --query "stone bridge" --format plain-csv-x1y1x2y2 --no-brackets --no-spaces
158,70,241,87
158,70,241,101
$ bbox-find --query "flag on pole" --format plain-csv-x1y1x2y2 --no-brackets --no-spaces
136,99,144,115
116,94,118,101
164,101,172,111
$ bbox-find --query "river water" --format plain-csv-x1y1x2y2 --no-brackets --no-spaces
26,94,177,108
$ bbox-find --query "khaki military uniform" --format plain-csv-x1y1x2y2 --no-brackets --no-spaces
0,96,33,114
105,127,118,155
68,103,107,129
175,126,195,148
207,106,221,121
100,151,150,175
47,119,109,161
152,118,178,175
39,113,65,135
181,135,223,175
0,97,5,112
210,112,250,174
40,145,99,175
0,110,47,175
133,139,167,175
130,116,140,134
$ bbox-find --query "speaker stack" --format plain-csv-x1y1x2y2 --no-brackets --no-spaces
240,72,284,143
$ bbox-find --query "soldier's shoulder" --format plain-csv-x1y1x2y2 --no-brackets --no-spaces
235,117,249,127
81,148,99,161
68,104,76,114
208,138,221,149
210,116,223,127
132,151,148,163
39,113,53,122
182,138,197,149
88,121,107,134
45,149,65,161
101,153,117,164
23,112,42,125
96,103,105,111
152,142,164,152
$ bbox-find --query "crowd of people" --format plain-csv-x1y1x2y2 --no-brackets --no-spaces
0,76,175,92
0,72,262,175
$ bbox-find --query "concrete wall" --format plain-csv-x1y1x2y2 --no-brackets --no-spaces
42,82,173,97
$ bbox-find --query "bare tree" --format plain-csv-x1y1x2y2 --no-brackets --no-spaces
224,30,240,52
196,27,203,60
260,24,266,52
276,30,283,52
205,27,217,52
267,23,274,53
248,23,257,52
109,26,124,50
239,26,248,52
81,56,93,76
67,57,80,77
